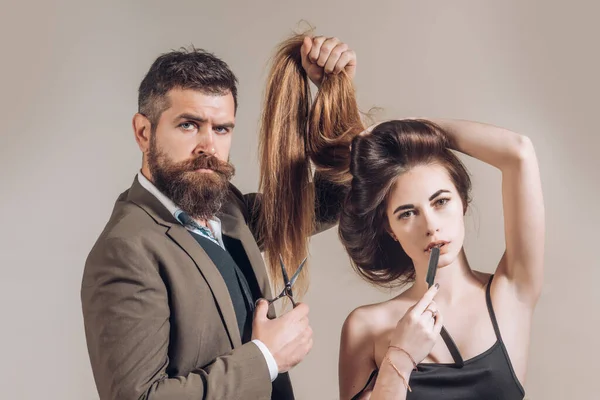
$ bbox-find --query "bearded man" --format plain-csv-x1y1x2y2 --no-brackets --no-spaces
80,36,356,400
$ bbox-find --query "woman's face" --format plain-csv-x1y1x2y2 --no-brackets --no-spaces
385,163,465,269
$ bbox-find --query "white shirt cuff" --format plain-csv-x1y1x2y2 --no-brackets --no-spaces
252,339,279,382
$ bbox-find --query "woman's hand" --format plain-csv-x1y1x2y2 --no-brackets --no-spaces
389,284,443,364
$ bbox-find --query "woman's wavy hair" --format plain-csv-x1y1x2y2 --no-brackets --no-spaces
339,120,472,287
257,33,364,296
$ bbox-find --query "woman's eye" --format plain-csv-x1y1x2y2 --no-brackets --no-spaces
399,210,415,219
436,198,450,206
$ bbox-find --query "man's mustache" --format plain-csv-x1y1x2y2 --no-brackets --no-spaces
180,154,235,177
184,154,227,172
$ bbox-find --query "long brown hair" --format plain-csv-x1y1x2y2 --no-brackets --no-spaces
339,120,472,287
258,34,364,296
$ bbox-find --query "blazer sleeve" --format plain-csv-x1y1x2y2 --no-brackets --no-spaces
81,236,272,400
240,173,348,251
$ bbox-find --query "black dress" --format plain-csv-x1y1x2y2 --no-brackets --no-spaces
351,275,525,400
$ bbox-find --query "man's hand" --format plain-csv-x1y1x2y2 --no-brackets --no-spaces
300,36,357,87
252,299,313,373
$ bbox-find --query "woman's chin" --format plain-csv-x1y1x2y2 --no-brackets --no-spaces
437,253,457,269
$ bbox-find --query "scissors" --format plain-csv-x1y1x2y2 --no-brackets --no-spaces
264,254,307,308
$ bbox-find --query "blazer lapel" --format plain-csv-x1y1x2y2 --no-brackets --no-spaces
127,176,242,348
219,198,277,319
166,225,242,348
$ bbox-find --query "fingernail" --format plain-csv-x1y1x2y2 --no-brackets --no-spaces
434,283,440,289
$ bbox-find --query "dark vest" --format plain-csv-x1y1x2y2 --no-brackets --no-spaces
187,231,296,399
187,231,257,342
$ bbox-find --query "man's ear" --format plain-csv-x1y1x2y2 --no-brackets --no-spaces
133,113,152,153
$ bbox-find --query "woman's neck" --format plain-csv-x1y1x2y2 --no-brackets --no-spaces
407,249,484,306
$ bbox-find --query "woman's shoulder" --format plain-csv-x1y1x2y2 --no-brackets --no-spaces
340,301,391,359
342,293,414,339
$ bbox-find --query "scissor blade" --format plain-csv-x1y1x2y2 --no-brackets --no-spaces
289,257,307,287
279,254,290,284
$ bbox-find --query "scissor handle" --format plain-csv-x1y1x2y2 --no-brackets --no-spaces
264,292,298,308
285,285,298,308
265,292,285,305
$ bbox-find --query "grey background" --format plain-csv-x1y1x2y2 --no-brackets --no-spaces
1,0,598,399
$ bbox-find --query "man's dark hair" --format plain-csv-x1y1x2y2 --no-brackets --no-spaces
138,46,238,125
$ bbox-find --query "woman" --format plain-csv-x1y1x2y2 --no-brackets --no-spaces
338,119,544,399
258,33,543,399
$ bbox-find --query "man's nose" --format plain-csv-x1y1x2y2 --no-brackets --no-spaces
192,126,216,155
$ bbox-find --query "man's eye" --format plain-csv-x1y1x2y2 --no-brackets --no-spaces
180,122,197,131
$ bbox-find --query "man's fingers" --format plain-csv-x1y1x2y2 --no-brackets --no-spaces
291,302,310,318
323,43,348,73
300,36,312,67
316,37,340,67
333,49,357,74
308,36,327,63
253,298,269,322
279,302,309,323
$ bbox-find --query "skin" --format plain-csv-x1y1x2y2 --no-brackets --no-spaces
339,120,544,399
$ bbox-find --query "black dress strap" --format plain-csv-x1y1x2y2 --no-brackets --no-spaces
436,276,498,368
350,369,378,400
485,274,503,340
440,326,464,367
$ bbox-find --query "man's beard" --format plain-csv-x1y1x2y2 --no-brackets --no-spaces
147,138,235,220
